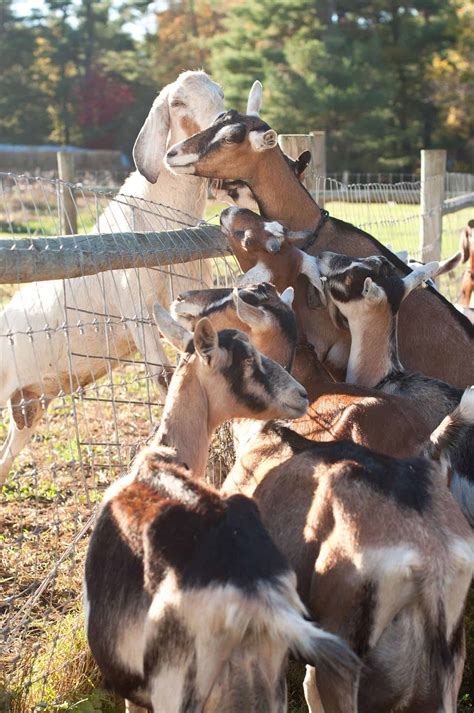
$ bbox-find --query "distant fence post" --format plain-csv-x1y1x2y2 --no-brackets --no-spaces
57,151,77,235
310,131,326,207
419,149,446,262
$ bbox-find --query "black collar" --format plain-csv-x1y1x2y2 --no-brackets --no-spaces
302,209,330,251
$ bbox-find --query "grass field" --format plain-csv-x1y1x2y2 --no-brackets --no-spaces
0,190,472,712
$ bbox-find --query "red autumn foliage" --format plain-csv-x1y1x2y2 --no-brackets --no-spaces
78,69,134,147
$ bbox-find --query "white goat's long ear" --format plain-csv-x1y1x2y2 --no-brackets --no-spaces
362,277,385,304
194,317,219,366
246,80,263,116
402,261,439,299
300,254,327,306
280,286,294,306
133,87,170,184
249,129,278,152
153,301,192,353
233,287,266,328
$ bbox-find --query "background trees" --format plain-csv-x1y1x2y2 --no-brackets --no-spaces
0,0,472,171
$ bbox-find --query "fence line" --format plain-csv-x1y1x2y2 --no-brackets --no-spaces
0,161,473,711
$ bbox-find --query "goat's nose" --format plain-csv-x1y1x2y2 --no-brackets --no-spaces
167,148,178,158
267,240,281,253
298,386,308,401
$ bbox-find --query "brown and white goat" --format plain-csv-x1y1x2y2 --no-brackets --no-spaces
85,305,363,712
164,90,473,387
223,420,473,713
172,282,432,459
173,282,474,711
319,251,474,526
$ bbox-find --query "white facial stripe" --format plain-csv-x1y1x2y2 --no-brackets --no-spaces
166,152,200,167
211,124,242,145
237,263,274,286
264,221,285,237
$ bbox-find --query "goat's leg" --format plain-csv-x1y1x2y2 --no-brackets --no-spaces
303,666,325,713
0,389,46,484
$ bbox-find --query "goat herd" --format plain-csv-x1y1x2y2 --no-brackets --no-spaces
2,71,474,713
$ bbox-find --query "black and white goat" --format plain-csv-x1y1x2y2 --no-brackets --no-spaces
84,304,358,713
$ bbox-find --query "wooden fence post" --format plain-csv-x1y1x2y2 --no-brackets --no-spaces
419,149,446,262
278,132,326,206
57,151,77,235
310,130,326,207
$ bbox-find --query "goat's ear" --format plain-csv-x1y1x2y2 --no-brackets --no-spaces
280,286,294,306
300,254,327,306
437,251,462,275
153,301,192,352
296,150,311,177
246,80,263,117
194,317,219,366
233,287,267,329
402,261,439,298
395,249,409,263
249,129,278,152
362,277,385,304
133,87,170,184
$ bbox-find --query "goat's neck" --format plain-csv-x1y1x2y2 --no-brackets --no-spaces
151,359,211,479
122,167,208,224
232,419,268,459
249,150,321,231
292,344,334,401
346,308,403,388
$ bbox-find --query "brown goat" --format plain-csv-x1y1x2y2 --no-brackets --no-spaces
172,282,474,711
165,105,473,387
171,283,432,459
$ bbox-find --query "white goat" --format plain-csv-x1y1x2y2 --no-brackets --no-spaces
0,70,226,483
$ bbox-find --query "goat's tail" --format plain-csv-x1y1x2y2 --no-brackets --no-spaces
271,576,360,710
426,386,474,526
292,622,361,705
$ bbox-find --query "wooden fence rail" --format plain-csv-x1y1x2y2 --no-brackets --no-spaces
0,226,228,284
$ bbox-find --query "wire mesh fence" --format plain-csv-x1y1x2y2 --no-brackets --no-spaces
0,169,473,711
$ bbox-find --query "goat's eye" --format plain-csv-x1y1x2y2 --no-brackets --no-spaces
224,136,234,144
171,99,185,108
